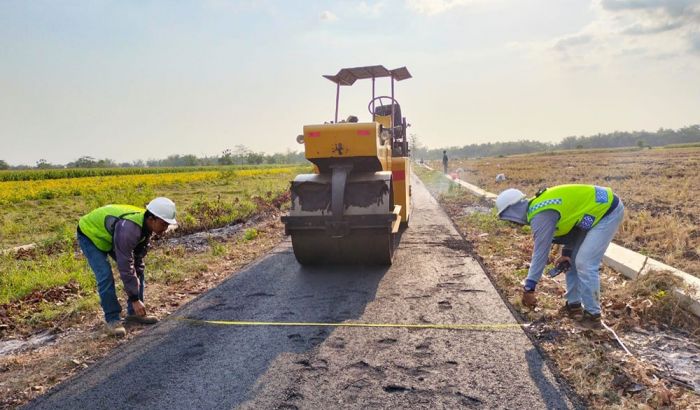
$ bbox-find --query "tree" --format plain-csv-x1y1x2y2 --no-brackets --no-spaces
218,149,233,165
0,160,8,170
36,159,54,169
68,156,97,168
245,152,264,165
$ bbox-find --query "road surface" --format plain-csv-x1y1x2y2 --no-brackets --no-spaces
27,176,578,409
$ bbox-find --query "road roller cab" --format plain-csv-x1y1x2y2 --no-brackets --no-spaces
281,65,413,265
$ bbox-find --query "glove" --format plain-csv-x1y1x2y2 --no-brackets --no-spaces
522,289,537,308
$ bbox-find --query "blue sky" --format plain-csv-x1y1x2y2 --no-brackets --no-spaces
1,0,699,165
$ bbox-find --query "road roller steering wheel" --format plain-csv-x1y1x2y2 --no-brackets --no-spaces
368,96,399,116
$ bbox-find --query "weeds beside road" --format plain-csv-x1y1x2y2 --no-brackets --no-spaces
415,165,700,408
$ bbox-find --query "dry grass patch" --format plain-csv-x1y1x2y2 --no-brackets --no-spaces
434,147,700,277
416,166,700,409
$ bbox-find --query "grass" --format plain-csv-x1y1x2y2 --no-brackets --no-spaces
243,228,259,241
0,163,298,182
663,142,700,149
0,164,309,307
435,147,700,278
0,165,309,248
0,252,94,306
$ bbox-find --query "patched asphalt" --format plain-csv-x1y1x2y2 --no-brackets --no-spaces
25,176,578,409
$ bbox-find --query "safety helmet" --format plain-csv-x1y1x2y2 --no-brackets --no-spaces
146,197,177,224
495,188,526,216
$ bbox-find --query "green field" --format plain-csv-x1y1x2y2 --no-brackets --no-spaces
0,164,309,306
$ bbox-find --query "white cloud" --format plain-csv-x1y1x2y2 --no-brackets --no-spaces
518,0,700,67
319,10,338,21
554,33,594,52
691,31,700,54
358,1,385,17
405,0,469,15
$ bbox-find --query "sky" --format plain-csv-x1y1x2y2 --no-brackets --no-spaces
1,0,699,165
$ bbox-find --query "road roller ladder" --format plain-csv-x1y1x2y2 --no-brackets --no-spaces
281,65,413,265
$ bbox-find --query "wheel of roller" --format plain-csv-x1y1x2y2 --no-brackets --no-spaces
291,229,394,265
290,231,328,265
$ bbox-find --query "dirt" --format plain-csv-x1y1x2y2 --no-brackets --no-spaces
0,212,287,409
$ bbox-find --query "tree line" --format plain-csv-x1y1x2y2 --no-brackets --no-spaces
410,124,700,160
2,125,699,170
0,145,305,170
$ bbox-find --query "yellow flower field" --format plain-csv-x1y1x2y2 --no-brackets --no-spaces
0,167,298,204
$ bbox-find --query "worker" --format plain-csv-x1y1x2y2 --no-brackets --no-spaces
76,197,177,337
495,185,624,329
442,150,448,174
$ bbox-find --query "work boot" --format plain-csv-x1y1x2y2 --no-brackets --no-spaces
578,311,603,330
125,314,159,325
560,302,583,320
105,321,127,337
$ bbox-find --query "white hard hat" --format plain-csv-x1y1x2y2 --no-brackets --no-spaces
146,197,177,224
496,188,526,216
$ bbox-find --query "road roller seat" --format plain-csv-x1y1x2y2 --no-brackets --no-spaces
374,103,402,128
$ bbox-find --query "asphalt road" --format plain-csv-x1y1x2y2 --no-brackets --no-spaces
26,176,578,409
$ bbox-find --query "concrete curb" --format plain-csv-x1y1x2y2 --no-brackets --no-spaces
418,163,700,319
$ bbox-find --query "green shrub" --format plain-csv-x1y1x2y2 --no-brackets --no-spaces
243,228,258,241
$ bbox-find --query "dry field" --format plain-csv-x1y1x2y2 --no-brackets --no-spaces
415,166,700,408
432,147,700,277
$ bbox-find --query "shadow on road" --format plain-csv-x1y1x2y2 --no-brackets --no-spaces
525,348,578,410
27,245,390,410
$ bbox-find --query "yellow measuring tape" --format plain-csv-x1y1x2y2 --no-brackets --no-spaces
175,317,527,331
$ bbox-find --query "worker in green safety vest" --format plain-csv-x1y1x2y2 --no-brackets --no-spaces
495,184,624,329
77,197,177,337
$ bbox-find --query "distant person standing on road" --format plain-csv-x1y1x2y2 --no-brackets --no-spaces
77,198,177,337
495,185,624,329
442,150,448,174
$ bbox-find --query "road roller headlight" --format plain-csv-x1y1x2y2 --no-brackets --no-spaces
296,134,305,144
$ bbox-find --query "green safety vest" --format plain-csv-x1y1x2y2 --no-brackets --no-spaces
78,204,146,252
527,184,614,237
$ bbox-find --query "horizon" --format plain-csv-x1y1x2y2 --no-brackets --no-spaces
3,122,698,167
2,1,699,166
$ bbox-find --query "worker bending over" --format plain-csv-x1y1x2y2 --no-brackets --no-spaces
77,198,177,337
495,185,624,329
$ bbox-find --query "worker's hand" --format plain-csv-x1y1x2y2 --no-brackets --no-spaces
521,290,538,308
555,256,571,266
132,300,146,317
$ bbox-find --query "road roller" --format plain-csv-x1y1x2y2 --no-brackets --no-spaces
281,65,413,265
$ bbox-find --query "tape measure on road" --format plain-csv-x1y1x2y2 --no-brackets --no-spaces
174,317,528,331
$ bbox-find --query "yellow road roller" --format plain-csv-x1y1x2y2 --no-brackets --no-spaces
281,65,412,265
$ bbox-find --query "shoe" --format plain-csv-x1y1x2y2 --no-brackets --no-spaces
125,314,159,325
105,321,127,337
578,311,603,329
560,302,583,319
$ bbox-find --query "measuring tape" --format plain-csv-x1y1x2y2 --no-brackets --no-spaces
174,317,528,331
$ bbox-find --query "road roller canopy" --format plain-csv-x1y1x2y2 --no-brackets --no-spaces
322,65,411,123
323,65,411,86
